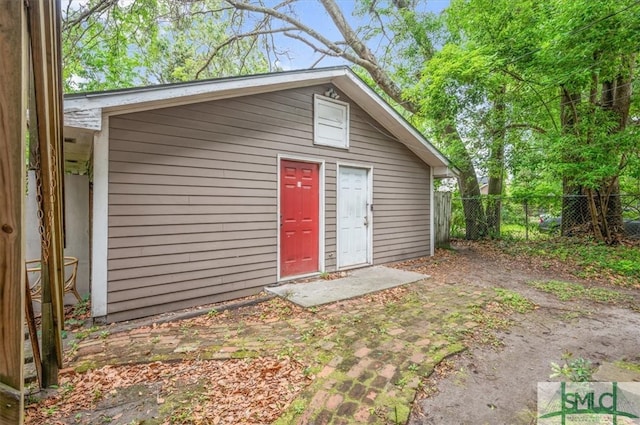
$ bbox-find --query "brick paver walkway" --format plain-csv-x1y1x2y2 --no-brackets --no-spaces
65,276,494,424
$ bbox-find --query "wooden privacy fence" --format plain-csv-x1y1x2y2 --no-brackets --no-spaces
434,191,452,248
0,0,65,423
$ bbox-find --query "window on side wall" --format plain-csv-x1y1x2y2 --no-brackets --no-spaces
314,94,349,149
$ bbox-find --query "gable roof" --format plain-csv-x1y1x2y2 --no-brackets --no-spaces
63,66,456,177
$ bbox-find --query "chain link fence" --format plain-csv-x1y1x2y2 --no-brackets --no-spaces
450,194,640,241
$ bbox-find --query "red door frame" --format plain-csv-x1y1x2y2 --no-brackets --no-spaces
278,158,322,279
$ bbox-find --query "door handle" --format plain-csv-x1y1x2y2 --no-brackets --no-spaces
364,216,368,227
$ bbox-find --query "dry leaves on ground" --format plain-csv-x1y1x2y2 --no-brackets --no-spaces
25,357,311,425
186,297,315,327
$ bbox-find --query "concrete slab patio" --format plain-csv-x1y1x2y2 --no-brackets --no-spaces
266,265,430,307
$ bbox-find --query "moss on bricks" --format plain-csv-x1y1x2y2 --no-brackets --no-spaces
74,360,97,373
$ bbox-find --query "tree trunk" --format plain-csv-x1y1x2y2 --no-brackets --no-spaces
441,123,487,239
486,86,506,237
599,57,634,243
560,89,590,235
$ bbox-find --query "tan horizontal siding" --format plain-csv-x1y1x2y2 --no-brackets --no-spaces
110,161,273,181
375,224,429,235
109,237,275,259
107,84,431,321
374,247,430,264
106,286,264,323
109,172,275,188
112,114,428,170
109,245,276,270
108,245,273,270
109,204,276,215
109,213,272,226
109,252,275,281
109,221,271,238
108,229,276,249
110,183,274,198
109,151,276,174
109,274,273,308
109,261,274,294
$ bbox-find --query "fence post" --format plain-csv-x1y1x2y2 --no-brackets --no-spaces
435,191,452,247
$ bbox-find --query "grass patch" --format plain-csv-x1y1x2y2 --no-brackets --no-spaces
615,360,640,374
497,238,640,286
272,399,308,425
493,288,536,313
531,280,631,303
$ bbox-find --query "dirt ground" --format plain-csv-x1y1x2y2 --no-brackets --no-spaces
408,242,640,425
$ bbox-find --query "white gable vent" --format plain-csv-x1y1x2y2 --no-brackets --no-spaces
314,94,349,149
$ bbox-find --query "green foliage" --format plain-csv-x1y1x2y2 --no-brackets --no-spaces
501,238,640,286
493,288,535,313
62,0,268,92
550,353,595,382
404,0,640,236
531,280,630,303
449,197,468,238
72,294,90,317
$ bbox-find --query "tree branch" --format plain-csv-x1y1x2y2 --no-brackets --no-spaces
319,0,414,111
224,0,356,60
62,0,119,32
496,123,547,135
195,26,298,78
223,0,414,110
283,32,342,57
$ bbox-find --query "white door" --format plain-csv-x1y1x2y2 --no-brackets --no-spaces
338,166,370,268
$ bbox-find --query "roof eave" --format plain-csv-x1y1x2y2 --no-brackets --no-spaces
64,67,349,130
63,66,454,173
331,72,453,171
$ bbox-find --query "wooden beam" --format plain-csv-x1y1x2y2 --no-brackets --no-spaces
25,270,42,388
28,0,65,385
0,383,22,425
0,0,26,423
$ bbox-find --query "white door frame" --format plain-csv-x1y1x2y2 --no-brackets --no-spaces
336,163,373,270
276,154,325,282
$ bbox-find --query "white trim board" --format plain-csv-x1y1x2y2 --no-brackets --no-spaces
429,166,435,256
91,116,109,318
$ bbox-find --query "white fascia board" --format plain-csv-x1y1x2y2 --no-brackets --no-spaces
433,166,459,179
63,68,349,128
64,108,103,131
332,73,452,171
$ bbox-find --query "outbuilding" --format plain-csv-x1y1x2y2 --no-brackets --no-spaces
63,66,456,322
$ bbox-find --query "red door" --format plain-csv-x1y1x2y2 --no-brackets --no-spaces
280,160,320,277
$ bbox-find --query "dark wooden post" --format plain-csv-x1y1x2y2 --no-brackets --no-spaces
0,0,26,423
28,0,66,386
